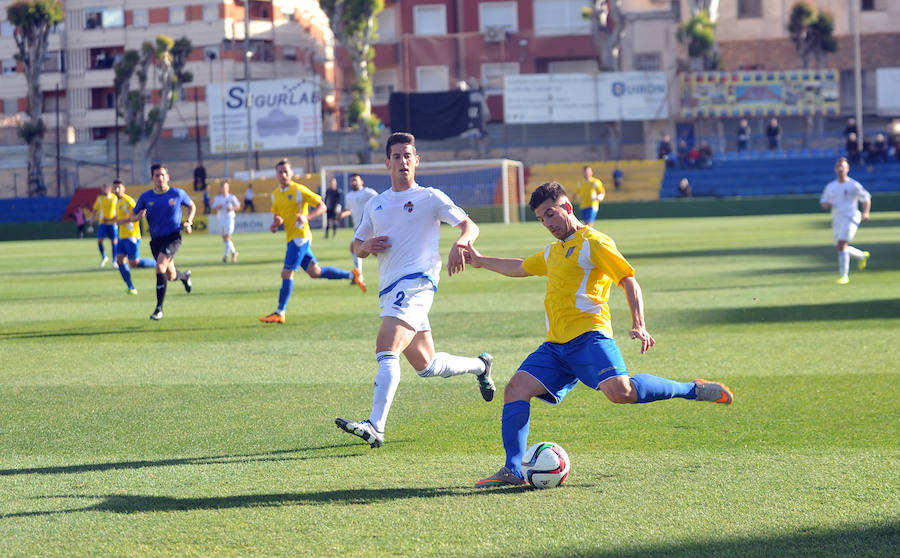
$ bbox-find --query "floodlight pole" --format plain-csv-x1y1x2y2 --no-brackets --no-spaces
244,6,254,180
852,0,863,152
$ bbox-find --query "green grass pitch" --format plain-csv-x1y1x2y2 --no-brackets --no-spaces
1,212,898,557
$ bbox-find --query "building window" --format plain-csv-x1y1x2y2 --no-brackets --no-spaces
42,50,66,73
85,7,124,29
171,127,189,139
479,2,518,32
132,9,148,28
203,4,219,22
249,40,275,62
737,0,762,19
376,5,397,41
169,7,186,24
416,65,449,92
249,1,271,19
282,46,297,61
413,5,447,36
634,52,662,72
2,59,16,75
3,98,18,114
43,91,65,112
481,62,519,95
548,59,598,73
533,0,590,36
372,69,397,106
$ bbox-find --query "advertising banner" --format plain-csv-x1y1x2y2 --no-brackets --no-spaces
208,212,272,235
679,70,839,118
876,68,900,116
207,77,323,154
503,72,667,124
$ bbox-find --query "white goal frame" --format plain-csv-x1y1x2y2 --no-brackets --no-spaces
319,158,526,224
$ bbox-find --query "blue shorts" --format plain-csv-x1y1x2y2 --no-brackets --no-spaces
520,331,628,405
97,223,118,241
283,239,317,271
116,238,141,260
580,207,598,223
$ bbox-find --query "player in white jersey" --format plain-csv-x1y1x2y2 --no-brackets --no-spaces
335,132,495,448
339,173,379,291
211,180,241,263
819,157,871,284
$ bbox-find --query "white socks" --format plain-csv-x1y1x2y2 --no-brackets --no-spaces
845,245,864,260
368,351,400,432
224,240,236,256
416,352,486,378
838,251,850,277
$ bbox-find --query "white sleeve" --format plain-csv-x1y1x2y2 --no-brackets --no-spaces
819,185,831,205
856,182,871,201
354,198,375,241
430,188,467,226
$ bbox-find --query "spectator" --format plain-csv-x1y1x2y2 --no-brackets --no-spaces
658,134,674,161
193,165,207,191
688,145,700,168
677,178,692,198
202,186,210,215
843,117,858,139
736,119,750,151
612,165,623,191
73,205,86,238
846,132,861,165
698,141,714,169
869,134,888,164
243,183,256,213
766,118,781,150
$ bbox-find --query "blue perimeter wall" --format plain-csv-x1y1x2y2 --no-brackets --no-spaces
0,197,71,223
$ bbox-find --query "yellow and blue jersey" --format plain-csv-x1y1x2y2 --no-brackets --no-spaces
93,192,118,224
115,194,141,240
522,226,634,344
576,178,604,211
271,181,322,242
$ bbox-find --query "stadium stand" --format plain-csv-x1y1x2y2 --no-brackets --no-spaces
527,160,665,202
660,153,900,198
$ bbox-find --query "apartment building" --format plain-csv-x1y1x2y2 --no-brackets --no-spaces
0,0,335,144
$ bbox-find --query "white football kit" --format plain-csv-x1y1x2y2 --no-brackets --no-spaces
212,193,240,235
354,184,467,331
345,186,378,226
820,178,871,242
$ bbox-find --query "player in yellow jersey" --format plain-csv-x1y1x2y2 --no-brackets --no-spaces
90,183,119,267
466,181,734,488
259,158,364,324
575,165,604,227
112,179,156,294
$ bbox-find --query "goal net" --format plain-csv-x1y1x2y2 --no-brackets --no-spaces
319,159,525,225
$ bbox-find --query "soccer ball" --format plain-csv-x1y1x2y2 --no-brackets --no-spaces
521,441,570,489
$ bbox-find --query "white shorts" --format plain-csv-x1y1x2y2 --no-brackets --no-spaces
379,276,435,332
832,215,859,243
219,213,235,235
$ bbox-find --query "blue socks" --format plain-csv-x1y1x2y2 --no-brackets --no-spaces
629,373,697,403
501,400,531,478
137,258,155,268
98,243,106,258
319,266,351,280
277,278,294,313
118,264,134,290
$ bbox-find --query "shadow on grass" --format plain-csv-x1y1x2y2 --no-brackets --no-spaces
677,298,900,325
0,322,262,341
0,484,530,519
0,446,363,477
548,522,899,558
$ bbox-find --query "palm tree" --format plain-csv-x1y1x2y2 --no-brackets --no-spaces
6,0,63,196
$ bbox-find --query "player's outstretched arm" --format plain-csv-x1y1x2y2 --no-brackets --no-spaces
620,275,655,354
448,218,479,276
463,242,530,277
861,198,871,221
270,214,284,233
353,236,390,258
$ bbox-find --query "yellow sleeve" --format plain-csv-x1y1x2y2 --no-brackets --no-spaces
588,236,634,285
92,197,101,213
297,184,323,208
595,179,605,195
522,249,548,277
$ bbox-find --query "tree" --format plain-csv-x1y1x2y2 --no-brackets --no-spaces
788,2,837,69
321,0,383,162
582,1,626,72
114,36,193,183
677,10,719,71
6,0,63,197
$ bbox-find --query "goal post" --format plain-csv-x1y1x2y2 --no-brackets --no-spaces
320,159,526,225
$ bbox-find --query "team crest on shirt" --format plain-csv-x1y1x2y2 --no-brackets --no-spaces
403,201,414,213
168,198,176,206
288,194,293,200
566,247,575,258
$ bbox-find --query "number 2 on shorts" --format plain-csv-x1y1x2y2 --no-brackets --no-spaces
393,290,406,307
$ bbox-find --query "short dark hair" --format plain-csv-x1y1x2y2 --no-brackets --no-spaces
112,179,123,186
349,173,362,180
150,163,168,176
836,156,849,166
529,181,569,211
276,158,291,169
386,132,415,158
